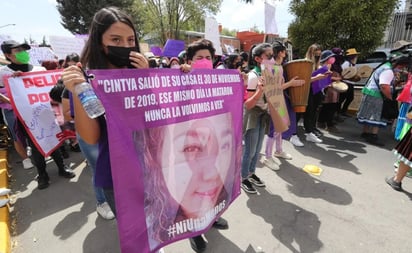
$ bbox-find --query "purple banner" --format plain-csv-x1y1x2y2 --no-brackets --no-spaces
90,68,243,253
151,46,163,56
162,39,185,57
311,65,332,94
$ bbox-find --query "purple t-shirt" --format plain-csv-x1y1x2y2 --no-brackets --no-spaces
95,115,113,188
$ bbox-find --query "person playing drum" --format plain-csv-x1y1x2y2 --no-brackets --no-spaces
318,48,344,133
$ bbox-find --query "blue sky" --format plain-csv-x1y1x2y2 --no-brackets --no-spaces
0,0,293,43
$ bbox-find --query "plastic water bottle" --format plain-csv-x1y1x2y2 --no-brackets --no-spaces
75,82,105,119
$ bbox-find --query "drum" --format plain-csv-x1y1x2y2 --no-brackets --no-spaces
284,59,313,112
357,65,373,78
331,81,349,93
342,67,357,80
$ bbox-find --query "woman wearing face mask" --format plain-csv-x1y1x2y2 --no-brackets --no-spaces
61,6,149,217
168,57,180,69
317,50,343,133
300,44,332,144
0,41,40,171
241,43,273,194
0,40,75,189
263,42,304,169
179,38,231,253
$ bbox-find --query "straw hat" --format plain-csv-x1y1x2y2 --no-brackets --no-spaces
357,65,373,78
342,67,358,79
391,40,412,53
345,48,360,56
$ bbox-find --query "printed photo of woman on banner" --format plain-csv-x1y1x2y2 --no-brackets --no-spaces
133,112,237,251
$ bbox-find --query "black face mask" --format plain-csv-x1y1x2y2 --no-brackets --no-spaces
106,46,137,68
315,55,320,62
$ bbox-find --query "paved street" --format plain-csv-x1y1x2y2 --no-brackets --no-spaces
8,116,412,253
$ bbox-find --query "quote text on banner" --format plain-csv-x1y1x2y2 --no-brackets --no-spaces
91,68,244,253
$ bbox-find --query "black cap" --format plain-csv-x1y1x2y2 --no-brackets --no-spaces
1,40,31,54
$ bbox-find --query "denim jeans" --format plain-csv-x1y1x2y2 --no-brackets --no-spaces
77,134,107,204
241,114,266,179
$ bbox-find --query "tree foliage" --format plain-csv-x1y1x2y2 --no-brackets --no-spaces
135,0,223,45
221,27,238,37
288,0,400,57
56,0,136,35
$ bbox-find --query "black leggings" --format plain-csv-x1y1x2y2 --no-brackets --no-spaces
339,83,354,114
303,90,323,133
18,120,65,177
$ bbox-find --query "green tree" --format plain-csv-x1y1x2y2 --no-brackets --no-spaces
137,0,223,45
288,0,401,57
56,0,136,35
221,27,237,37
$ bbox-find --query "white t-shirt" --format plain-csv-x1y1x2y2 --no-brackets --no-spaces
379,69,394,86
0,65,46,87
246,70,267,110
341,60,354,69
0,65,46,110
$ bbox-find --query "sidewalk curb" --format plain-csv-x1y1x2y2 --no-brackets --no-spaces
0,150,10,253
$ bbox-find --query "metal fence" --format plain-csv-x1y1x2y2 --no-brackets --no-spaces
385,11,412,48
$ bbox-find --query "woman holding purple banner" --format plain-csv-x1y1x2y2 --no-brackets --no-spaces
62,5,149,215
60,6,159,251
133,112,238,251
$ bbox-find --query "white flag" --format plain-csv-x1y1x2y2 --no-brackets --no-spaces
205,17,223,56
265,2,278,34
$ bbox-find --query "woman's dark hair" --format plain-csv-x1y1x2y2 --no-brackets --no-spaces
63,52,80,68
81,6,140,69
240,51,248,62
225,53,240,69
186,39,215,61
272,41,286,57
247,43,272,69
49,79,65,103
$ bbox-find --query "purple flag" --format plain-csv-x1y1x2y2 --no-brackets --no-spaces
151,46,163,56
91,68,243,253
162,39,185,57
